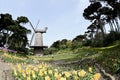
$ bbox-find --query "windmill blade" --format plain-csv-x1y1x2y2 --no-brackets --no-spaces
30,33,35,46
35,20,40,29
29,21,36,32
45,27,48,31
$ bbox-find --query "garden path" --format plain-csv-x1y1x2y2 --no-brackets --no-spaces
0,58,14,80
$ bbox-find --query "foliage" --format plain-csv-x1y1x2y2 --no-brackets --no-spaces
49,35,88,54
44,47,58,55
96,43,120,74
71,34,86,49
83,0,120,47
50,39,72,54
103,31,120,46
0,13,31,53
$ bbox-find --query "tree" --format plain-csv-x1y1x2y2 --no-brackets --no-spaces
83,2,106,42
0,13,15,47
71,34,86,49
83,0,120,47
0,13,31,52
50,40,61,49
104,0,120,32
89,0,120,32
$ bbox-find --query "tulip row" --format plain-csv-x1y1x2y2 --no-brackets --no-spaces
2,53,27,63
13,63,101,80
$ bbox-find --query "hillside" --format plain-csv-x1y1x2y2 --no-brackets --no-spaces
44,41,120,74
0,41,120,80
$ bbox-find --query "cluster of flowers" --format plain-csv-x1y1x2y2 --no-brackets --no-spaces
2,53,26,62
13,63,101,80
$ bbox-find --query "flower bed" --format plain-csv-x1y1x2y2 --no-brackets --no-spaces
2,53,27,63
13,63,101,80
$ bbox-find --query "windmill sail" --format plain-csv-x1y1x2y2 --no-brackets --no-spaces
29,21,36,32
30,33,35,46
35,20,40,29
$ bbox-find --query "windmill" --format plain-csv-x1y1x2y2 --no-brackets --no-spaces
29,20,48,56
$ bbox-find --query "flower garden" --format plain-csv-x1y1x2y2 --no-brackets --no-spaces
13,62,101,80
0,50,103,80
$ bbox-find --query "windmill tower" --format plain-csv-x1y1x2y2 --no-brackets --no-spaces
29,21,48,56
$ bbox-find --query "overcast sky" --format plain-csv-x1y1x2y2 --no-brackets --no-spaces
0,0,91,46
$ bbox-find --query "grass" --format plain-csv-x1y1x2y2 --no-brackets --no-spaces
0,41,120,74
96,44,120,74
27,53,79,61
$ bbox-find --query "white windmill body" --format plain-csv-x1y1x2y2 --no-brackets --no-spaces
29,21,48,56
34,29,43,46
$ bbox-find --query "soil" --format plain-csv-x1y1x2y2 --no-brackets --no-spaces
0,58,15,80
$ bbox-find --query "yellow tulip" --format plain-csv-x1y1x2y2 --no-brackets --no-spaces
74,76,78,80
93,73,101,80
72,70,77,75
22,72,26,78
64,71,71,78
48,69,53,74
44,71,47,75
13,68,17,76
54,69,58,72
89,67,92,73
39,70,44,77
45,75,51,80
42,67,46,71
32,71,36,79
32,73,36,79
26,68,31,75
17,64,22,73
34,67,38,71
59,73,62,77
27,76,31,80
59,77,66,80
54,72,60,79
78,69,86,78
38,65,43,69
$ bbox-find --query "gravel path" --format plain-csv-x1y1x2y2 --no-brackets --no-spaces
0,59,14,80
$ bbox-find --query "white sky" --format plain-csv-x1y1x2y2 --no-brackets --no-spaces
0,0,91,46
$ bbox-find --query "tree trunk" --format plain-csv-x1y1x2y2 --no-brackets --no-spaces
109,21,114,31
98,19,105,38
112,20,118,32
115,18,120,32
